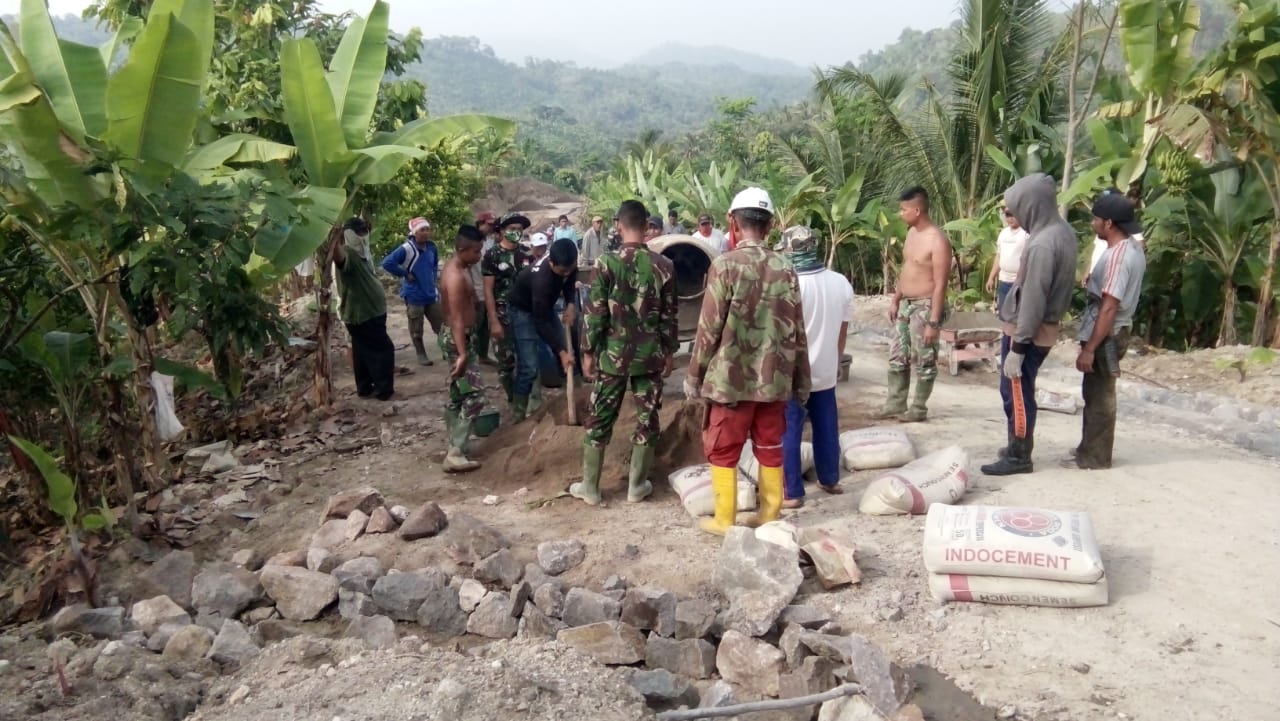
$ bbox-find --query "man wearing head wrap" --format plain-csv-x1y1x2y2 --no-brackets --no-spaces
777,226,854,508
331,217,395,400
381,217,442,366
980,173,1079,476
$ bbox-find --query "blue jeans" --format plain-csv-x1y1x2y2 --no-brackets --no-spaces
998,335,1050,445
783,388,841,500
511,307,546,398
996,281,1013,314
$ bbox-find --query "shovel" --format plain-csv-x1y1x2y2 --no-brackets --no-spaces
564,324,579,425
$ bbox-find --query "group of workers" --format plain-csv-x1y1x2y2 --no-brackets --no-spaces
331,170,1146,529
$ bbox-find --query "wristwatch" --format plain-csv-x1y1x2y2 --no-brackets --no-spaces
926,319,943,330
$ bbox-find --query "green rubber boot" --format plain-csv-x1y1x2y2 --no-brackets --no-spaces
571,444,604,506
442,409,479,473
626,445,655,503
510,394,529,423
901,376,935,422
872,369,911,419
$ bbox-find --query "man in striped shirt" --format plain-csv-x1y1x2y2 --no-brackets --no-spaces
1067,193,1146,470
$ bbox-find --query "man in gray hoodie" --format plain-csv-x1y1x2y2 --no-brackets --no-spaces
980,174,1079,476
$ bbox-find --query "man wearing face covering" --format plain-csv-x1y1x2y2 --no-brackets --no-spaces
980,174,1078,476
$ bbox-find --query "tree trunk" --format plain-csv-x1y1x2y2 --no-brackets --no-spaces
1252,221,1279,348
106,283,168,492
1218,285,1238,347
102,376,140,532
312,241,336,407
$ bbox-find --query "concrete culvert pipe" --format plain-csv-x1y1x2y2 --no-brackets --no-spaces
647,234,720,341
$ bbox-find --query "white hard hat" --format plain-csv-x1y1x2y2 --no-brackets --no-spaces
729,187,774,214
530,232,549,247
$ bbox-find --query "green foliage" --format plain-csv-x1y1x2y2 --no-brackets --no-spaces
363,143,483,259
7,435,77,526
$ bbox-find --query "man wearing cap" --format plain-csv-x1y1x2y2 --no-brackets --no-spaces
582,215,605,266
573,200,678,506
980,173,1079,476
875,186,952,422
472,212,499,364
686,187,810,536
381,217,442,366
778,226,854,508
644,215,664,243
692,213,728,252
332,217,396,400
483,214,534,402
664,209,686,235
1066,194,1146,470
529,232,550,266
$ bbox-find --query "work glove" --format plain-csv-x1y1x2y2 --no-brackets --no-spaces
682,376,701,400
1002,350,1025,380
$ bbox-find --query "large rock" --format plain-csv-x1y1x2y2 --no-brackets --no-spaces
162,624,215,662
700,680,737,710
310,519,348,551
621,588,677,637
332,556,384,594
415,583,468,636
259,566,339,621
92,640,140,681
365,507,397,534
779,623,811,669
716,629,785,698
51,605,124,639
344,509,369,541
713,527,802,637
779,604,833,630
306,548,340,574
207,619,259,666
466,593,517,639
556,622,645,665
536,539,586,576
264,549,307,569
344,614,397,650
473,549,522,588
646,634,717,679
323,487,385,520
131,595,191,636
372,570,450,621
798,633,911,714
781,655,840,704
192,562,262,618
134,550,196,610
443,513,509,564
561,588,620,628
818,696,882,721
533,584,564,618
518,603,563,640
457,579,487,612
398,502,448,541
629,669,699,707
338,588,377,619
147,622,192,652
674,599,717,640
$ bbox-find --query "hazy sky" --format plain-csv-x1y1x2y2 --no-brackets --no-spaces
36,0,966,68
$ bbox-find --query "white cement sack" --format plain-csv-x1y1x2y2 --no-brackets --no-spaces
755,521,799,552
928,573,1108,608
737,440,813,484
858,446,969,515
839,427,915,470
1035,388,1079,415
668,464,757,518
922,504,1105,583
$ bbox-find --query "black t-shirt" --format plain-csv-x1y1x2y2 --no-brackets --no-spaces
508,262,578,353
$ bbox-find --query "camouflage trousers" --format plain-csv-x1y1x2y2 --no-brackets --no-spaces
585,372,663,449
888,298,949,381
438,325,485,421
492,303,516,400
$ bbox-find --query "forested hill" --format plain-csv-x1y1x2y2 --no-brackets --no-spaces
408,36,810,134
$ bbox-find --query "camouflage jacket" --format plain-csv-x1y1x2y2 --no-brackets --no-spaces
480,243,532,307
584,244,679,377
689,238,811,403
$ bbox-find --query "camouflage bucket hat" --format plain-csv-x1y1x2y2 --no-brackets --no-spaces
779,225,823,272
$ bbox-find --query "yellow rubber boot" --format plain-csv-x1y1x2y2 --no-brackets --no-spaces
698,465,738,536
745,465,784,527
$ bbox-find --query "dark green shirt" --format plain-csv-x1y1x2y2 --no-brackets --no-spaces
336,232,387,325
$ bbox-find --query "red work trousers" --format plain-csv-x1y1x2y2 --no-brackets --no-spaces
702,401,787,468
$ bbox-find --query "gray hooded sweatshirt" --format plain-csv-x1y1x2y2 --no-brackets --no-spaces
999,173,1078,353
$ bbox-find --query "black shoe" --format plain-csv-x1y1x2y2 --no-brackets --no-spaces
375,390,394,401
980,456,1034,476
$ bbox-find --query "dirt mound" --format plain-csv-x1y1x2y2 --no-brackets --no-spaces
551,194,580,204
508,199,547,212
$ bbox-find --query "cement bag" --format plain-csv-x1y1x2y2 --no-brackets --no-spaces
150,372,185,441
668,464,757,518
858,445,969,515
798,527,861,589
928,573,1108,608
1035,388,1079,415
922,504,1105,583
839,427,915,470
738,440,813,484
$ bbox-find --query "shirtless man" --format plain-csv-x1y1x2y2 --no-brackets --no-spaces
874,186,952,422
438,225,488,472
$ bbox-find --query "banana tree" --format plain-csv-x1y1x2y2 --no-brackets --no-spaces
275,0,514,405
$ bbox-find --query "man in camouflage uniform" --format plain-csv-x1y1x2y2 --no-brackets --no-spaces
573,200,679,506
438,225,488,472
685,187,811,536
482,213,532,403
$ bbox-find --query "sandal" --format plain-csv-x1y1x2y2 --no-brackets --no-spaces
782,498,804,509
819,484,844,495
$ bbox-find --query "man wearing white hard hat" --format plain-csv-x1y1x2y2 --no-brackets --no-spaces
529,231,550,267
686,187,811,536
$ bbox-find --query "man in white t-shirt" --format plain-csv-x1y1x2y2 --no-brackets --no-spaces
777,226,855,508
692,212,728,252
985,207,1028,313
